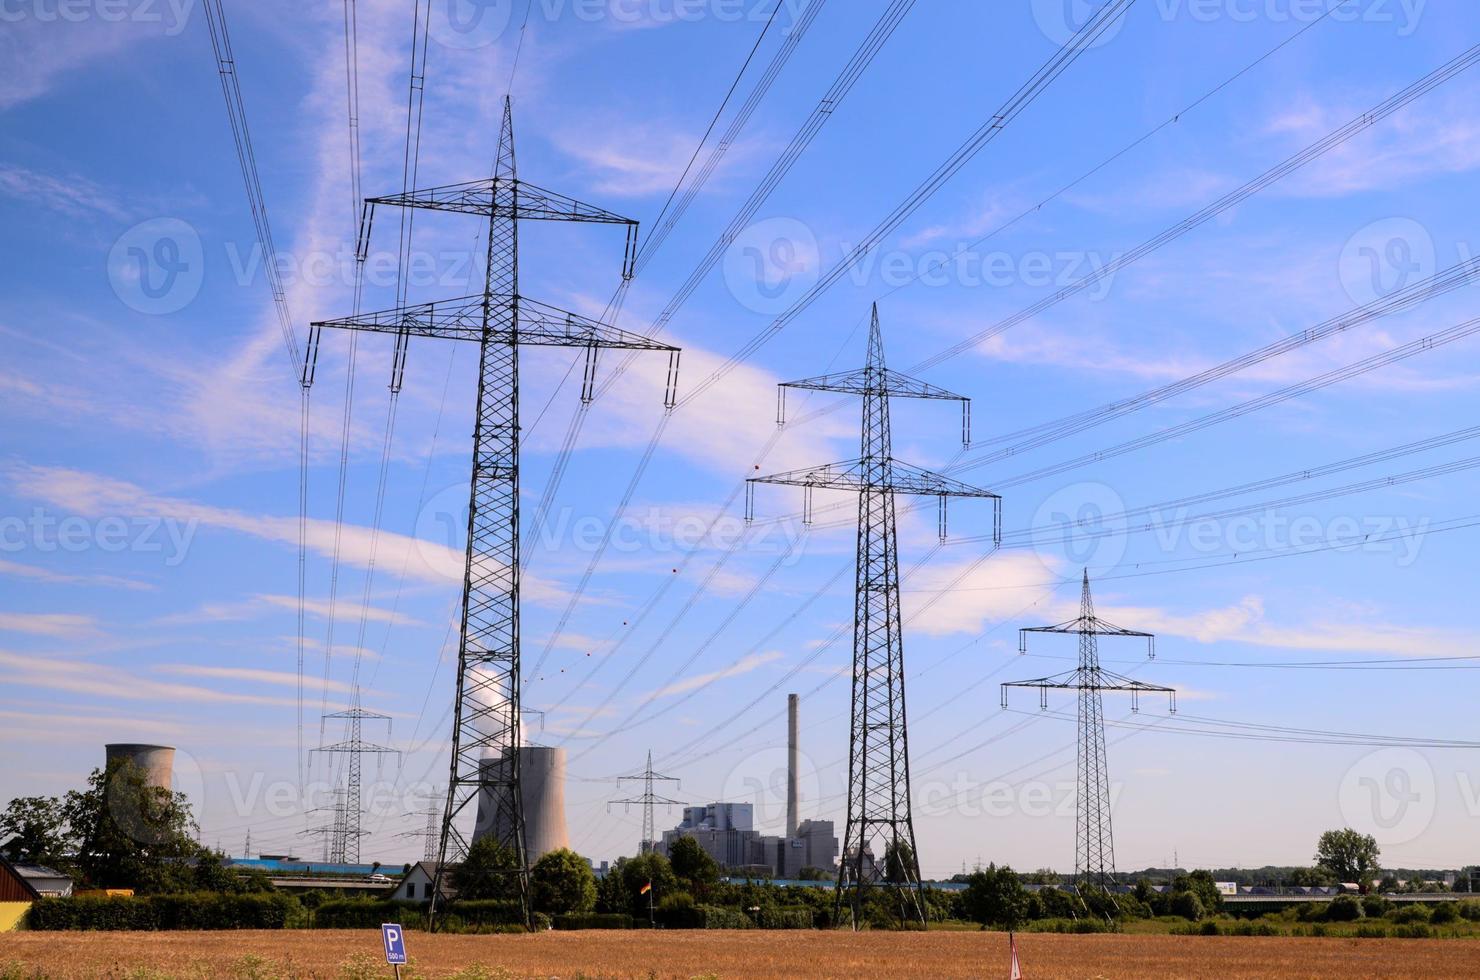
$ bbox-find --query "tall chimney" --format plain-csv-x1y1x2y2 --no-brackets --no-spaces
786,693,799,837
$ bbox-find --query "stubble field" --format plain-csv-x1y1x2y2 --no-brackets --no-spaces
4,929,1480,979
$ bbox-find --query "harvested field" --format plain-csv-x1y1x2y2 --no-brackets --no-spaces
4,929,1479,978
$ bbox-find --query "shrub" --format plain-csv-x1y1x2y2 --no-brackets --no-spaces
27,893,298,931
1428,901,1458,924
552,912,633,930
1457,899,1480,922
1169,892,1204,922
1354,923,1390,939
1325,895,1364,922
1388,904,1431,925
314,900,425,930
750,906,814,929
1393,923,1432,939
1361,895,1391,918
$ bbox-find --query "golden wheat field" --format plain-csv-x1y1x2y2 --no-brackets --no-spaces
3,930,1480,979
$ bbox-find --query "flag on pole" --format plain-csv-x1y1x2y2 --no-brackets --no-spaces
640,881,652,895
1009,931,1022,979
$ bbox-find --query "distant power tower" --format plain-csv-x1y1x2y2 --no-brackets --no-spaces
301,788,361,864
398,799,444,864
1002,571,1176,890
310,694,398,864
748,306,1001,928
306,98,680,928
609,750,684,855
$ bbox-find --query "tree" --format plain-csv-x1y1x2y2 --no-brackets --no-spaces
1174,870,1223,914
530,848,596,915
63,760,200,891
1315,828,1380,893
667,836,719,890
0,795,73,870
960,864,1028,928
450,836,521,900
617,852,678,915
1169,891,1204,921
884,840,918,884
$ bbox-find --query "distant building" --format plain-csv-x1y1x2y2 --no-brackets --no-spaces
387,861,451,903
655,803,838,878
0,855,71,901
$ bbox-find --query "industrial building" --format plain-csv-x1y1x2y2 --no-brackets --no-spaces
653,694,838,877
474,744,569,862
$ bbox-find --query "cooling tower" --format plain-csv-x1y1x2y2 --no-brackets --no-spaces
472,745,569,861
105,744,175,790
786,693,799,837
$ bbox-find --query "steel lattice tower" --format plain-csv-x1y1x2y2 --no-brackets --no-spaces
748,306,1001,928
306,99,680,927
1002,571,1176,891
609,750,684,855
311,694,398,864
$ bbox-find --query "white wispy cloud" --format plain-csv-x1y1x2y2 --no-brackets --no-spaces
0,611,99,637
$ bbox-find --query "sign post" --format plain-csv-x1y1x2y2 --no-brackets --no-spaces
382,922,408,978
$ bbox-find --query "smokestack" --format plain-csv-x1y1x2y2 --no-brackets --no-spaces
105,744,175,790
786,693,799,837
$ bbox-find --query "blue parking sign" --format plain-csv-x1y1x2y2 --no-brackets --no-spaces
381,922,408,965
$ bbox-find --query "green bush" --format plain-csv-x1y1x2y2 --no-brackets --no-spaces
1457,899,1480,922
1169,892,1204,921
1023,917,1113,934
314,899,425,930
1354,923,1390,939
1387,904,1431,925
1361,895,1391,918
750,906,813,929
1393,923,1433,938
552,912,633,929
1429,901,1459,924
656,904,754,929
27,893,298,931
1325,895,1363,922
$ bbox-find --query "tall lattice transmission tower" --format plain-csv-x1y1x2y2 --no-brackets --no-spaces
301,788,359,864
305,98,680,928
747,306,1001,927
1001,571,1176,890
609,751,684,855
310,694,398,864
398,799,444,864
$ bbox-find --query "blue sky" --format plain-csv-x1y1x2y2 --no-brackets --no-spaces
5,0,1480,877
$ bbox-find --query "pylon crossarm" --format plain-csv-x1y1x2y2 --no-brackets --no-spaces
311,294,678,352
367,177,637,226
749,457,998,499
779,366,968,402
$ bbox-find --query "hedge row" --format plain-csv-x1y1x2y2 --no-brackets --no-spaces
750,906,814,929
312,898,547,932
553,912,634,930
656,904,755,929
28,893,299,931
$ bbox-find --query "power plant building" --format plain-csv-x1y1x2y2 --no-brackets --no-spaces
473,745,569,862
653,694,837,877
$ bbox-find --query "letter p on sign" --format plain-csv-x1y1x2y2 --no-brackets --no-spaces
382,922,407,966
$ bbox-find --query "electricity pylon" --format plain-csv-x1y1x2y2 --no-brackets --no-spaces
398,799,443,863
301,789,362,864
1001,571,1176,891
747,306,1001,928
306,98,681,928
609,750,684,855
310,694,398,864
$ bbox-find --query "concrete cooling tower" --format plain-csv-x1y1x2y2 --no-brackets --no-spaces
473,745,569,862
104,744,175,789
